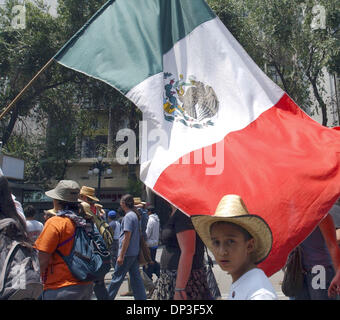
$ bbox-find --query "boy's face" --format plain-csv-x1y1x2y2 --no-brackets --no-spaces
210,222,255,282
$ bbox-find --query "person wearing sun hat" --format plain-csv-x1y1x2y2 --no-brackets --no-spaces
34,180,93,300
191,194,277,300
79,186,100,216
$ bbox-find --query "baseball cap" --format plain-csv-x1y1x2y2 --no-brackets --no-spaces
108,210,117,218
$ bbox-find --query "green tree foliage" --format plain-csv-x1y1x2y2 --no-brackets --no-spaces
0,0,132,186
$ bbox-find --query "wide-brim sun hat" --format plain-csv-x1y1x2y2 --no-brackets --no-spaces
45,180,81,203
191,194,273,264
79,186,99,202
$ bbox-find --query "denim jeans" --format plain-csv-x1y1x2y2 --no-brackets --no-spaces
108,255,147,300
294,265,336,300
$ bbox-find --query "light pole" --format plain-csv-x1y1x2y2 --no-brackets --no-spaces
88,156,112,199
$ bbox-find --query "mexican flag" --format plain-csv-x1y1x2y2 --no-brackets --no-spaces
54,0,340,276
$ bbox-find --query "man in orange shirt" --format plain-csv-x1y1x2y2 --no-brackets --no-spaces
35,180,93,300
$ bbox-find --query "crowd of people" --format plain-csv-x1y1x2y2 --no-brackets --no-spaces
1,172,340,300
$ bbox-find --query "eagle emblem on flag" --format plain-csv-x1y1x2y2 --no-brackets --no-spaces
163,73,219,128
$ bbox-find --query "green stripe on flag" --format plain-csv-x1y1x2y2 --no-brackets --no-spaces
54,0,215,94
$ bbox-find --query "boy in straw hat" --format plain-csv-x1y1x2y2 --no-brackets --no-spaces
192,194,277,300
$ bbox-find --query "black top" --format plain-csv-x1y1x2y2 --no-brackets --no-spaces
160,210,204,270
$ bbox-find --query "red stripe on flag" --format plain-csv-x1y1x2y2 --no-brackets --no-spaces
153,94,340,276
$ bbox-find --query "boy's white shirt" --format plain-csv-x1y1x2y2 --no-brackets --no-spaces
228,268,278,300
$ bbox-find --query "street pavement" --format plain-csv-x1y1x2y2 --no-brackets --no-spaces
95,246,289,300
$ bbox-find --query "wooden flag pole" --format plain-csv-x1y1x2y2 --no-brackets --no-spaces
0,57,55,121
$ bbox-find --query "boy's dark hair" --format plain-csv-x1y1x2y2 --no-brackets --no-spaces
24,205,36,218
210,221,253,241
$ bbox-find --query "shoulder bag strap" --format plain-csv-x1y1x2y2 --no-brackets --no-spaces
55,231,77,258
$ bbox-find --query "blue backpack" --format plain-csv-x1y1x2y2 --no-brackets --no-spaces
56,224,111,282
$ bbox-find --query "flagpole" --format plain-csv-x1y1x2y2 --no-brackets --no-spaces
0,57,55,121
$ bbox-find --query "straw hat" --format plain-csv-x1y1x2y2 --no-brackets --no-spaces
191,195,273,264
80,186,99,202
45,180,80,203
